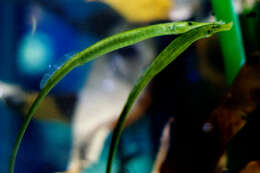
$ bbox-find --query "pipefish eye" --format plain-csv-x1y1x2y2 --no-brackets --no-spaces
187,21,200,26
207,29,213,35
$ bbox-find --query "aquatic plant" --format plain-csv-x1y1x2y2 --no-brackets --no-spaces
211,0,246,85
9,21,231,173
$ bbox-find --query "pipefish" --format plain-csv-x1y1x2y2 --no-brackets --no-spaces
9,21,231,173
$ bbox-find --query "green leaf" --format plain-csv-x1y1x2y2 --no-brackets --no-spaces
105,22,232,173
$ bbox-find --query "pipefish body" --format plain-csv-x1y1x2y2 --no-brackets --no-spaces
9,21,225,173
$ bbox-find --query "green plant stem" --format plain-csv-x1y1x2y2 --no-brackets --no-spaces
106,22,232,173
211,0,246,85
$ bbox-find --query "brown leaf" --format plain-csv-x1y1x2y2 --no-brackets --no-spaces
240,161,260,173
204,52,260,171
206,52,260,145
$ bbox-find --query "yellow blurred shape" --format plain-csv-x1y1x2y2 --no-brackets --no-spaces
89,0,173,23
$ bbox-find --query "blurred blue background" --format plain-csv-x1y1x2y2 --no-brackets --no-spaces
0,1,156,173
0,2,101,172
2,1,260,173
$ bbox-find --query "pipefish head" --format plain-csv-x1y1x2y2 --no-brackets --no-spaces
167,21,217,34
204,22,233,37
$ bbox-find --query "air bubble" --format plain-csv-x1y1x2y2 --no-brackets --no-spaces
40,64,61,89
39,52,76,89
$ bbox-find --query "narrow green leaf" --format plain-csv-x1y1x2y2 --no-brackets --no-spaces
106,22,232,173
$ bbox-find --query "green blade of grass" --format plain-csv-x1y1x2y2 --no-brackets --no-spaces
106,22,232,173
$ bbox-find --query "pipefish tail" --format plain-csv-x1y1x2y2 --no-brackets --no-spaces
9,21,226,173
